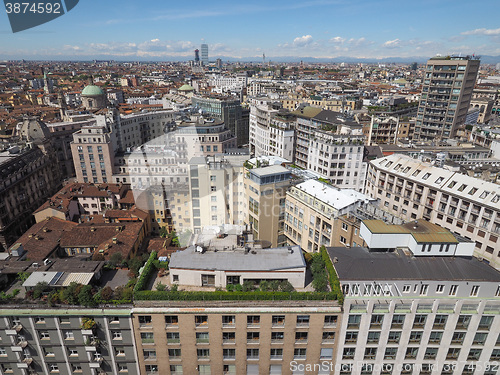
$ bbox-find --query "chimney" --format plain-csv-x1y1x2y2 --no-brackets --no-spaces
112,237,117,244
91,227,96,232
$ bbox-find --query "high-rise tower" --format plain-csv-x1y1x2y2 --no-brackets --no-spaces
194,49,200,63
201,43,208,65
414,55,480,142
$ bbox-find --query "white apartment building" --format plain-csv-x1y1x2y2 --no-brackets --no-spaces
307,132,367,191
329,245,500,375
207,73,248,94
249,99,295,161
188,154,247,233
365,153,500,271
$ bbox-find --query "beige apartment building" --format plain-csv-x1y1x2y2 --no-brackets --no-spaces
284,180,374,252
132,301,341,375
365,153,500,271
245,165,292,247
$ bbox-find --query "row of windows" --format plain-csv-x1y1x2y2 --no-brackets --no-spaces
140,330,336,344
346,314,496,330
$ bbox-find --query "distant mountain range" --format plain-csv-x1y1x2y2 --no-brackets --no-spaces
212,55,500,65
7,54,500,64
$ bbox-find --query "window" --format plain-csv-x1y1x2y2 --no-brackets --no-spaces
473,332,487,345
322,331,335,342
197,348,210,359
49,364,59,373
320,348,333,360
247,332,259,343
247,348,259,360
143,349,156,360
391,315,405,328
40,331,50,340
272,315,285,326
198,365,210,374
367,331,380,343
345,331,358,343
196,332,209,344
71,365,82,372
222,315,235,326
449,284,458,296
271,332,284,342
195,315,208,327
165,315,178,327
479,316,493,330
112,331,122,340
64,330,74,340
428,331,442,344
296,315,310,326
451,332,466,344
470,285,480,296
343,348,355,360
168,348,181,358
409,331,422,343
324,315,337,326
166,332,180,343
447,348,460,360
145,365,158,374
405,347,418,359
387,331,401,344
0,348,6,356
294,348,306,360
295,332,308,342
384,348,397,360
342,222,348,231
402,285,411,293
115,349,125,356
413,314,426,328
44,348,55,357
347,314,361,328
35,317,45,324
270,348,283,360
370,314,384,327
118,365,128,373
223,348,236,360
247,315,260,327
365,347,377,360
433,314,447,328
138,315,152,326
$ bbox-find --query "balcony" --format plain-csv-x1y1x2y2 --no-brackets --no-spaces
6,324,23,335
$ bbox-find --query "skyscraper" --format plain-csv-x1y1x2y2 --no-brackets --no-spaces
194,49,200,63
201,43,208,65
414,55,479,142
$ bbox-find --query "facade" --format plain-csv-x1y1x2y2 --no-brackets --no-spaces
192,95,248,146
249,100,295,162
0,120,61,252
201,44,209,65
81,85,107,110
414,56,480,141
328,245,500,375
365,153,500,271
245,165,292,247
0,308,139,375
132,301,341,375
284,180,375,252
307,132,366,191
188,155,247,233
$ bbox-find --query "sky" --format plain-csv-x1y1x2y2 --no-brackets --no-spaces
1,0,500,61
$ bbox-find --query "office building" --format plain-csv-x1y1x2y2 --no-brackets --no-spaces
414,56,480,141
201,44,209,66
249,100,296,162
328,241,500,375
284,180,374,252
245,164,292,247
192,95,248,146
365,153,500,271
132,301,341,375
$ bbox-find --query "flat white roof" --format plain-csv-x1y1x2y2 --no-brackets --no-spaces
294,179,372,210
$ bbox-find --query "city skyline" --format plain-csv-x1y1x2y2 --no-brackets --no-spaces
1,0,500,61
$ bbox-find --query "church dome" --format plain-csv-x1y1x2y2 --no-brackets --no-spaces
82,85,105,96
178,84,194,91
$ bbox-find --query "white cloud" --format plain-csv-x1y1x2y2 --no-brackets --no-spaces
383,39,401,48
330,36,345,44
293,35,313,47
151,39,160,43
462,28,500,36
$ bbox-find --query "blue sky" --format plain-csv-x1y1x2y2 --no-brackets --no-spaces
1,0,500,60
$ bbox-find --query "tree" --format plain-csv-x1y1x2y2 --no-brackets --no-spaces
78,285,96,307
279,280,295,293
109,252,124,268
159,227,168,238
100,286,113,301
155,282,166,291
32,282,50,299
62,282,82,305
16,272,30,282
